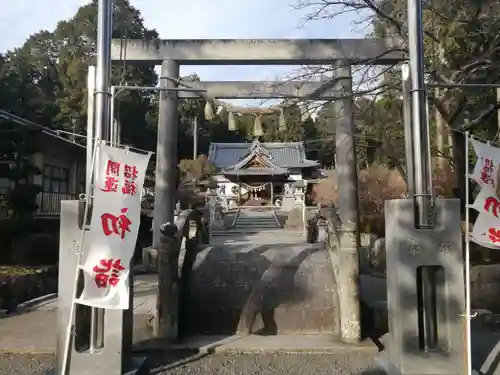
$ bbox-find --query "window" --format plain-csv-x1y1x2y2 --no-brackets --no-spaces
43,165,70,194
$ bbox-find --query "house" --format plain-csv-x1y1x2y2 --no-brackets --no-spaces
207,139,321,209
0,110,86,218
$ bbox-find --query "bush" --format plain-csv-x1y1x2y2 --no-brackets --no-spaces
311,166,408,215
178,155,217,182
19,233,59,265
312,165,456,215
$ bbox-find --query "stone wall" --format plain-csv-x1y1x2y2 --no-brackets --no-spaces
0,266,58,311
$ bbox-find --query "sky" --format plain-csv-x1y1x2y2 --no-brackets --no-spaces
0,0,368,105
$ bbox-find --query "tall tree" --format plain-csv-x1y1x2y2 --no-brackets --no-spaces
0,122,42,218
0,0,159,150
295,0,500,201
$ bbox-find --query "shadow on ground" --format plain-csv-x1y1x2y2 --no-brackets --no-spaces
178,240,339,337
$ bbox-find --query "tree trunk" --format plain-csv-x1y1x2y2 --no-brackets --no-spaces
451,130,466,214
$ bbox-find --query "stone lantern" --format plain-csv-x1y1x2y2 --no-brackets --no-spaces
293,180,306,205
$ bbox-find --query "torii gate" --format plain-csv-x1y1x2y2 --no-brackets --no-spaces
56,37,403,375
109,36,402,340
55,0,467,371
110,38,401,250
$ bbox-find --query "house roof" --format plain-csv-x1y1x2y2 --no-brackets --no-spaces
208,139,320,175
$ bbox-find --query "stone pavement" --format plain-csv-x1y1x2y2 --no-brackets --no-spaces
184,234,338,335
0,273,157,354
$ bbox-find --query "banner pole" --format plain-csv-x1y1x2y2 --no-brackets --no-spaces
60,141,100,375
464,131,472,375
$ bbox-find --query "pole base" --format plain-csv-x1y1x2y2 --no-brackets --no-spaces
385,198,466,375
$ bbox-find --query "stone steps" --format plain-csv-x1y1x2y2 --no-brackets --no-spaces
232,210,281,231
210,209,282,235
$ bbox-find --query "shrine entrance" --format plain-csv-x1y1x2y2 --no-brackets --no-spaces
239,182,272,205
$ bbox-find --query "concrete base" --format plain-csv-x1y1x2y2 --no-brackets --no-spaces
133,334,379,354
385,199,465,375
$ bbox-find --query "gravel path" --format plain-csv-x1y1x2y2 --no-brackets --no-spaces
0,352,385,375
146,352,385,375
0,353,55,375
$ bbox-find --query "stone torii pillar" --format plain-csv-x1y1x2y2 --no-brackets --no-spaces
332,60,361,343
153,60,180,249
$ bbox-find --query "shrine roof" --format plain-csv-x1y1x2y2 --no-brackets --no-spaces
208,140,320,171
223,167,289,175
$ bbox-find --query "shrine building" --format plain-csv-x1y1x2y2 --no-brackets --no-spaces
207,139,321,208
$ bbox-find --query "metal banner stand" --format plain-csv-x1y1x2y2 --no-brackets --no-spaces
55,0,207,372
464,132,472,375
382,0,467,372
56,1,140,371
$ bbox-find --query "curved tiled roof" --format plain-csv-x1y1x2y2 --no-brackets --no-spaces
208,140,319,172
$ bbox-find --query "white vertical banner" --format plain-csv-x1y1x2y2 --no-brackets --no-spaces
470,139,500,188
465,135,500,374
469,137,500,251
76,143,152,309
469,184,500,215
470,211,500,250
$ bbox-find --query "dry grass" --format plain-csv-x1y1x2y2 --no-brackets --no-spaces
0,266,47,277
312,166,405,214
310,165,500,265
311,165,457,236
